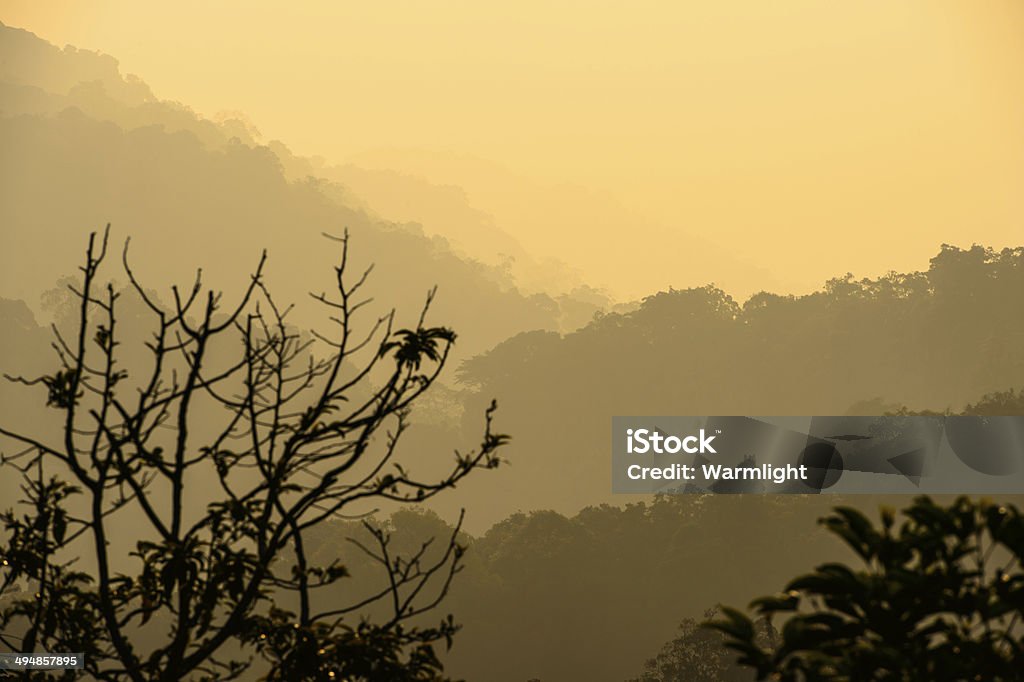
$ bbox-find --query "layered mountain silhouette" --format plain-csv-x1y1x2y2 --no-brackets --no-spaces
0,22,606,357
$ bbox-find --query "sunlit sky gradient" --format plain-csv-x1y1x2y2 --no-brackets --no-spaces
4,0,1022,299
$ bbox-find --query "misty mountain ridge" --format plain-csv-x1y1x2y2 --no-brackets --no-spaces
0,21,599,308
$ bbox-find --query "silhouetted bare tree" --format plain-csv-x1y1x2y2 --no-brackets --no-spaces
0,226,506,681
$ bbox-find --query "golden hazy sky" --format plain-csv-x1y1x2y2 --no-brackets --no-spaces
4,0,1023,298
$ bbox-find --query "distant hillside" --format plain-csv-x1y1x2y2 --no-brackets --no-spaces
0,22,605,320
267,142,601,299
440,245,1024,522
346,147,793,301
301,498,847,682
0,22,604,356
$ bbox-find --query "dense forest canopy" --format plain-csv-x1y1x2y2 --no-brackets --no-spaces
447,244,1024,524
302,497,846,682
